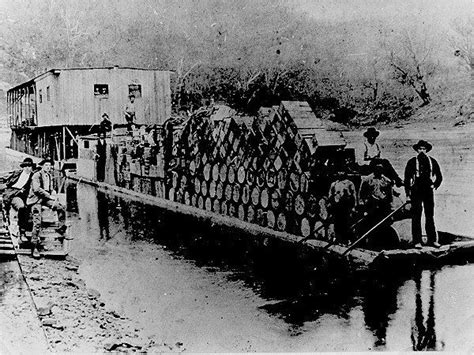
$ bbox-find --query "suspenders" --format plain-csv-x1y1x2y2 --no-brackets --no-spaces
364,142,380,159
414,156,434,182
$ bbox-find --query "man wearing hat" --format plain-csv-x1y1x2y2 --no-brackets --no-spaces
123,94,136,132
404,140,443,248
95,131,107,182
0,158,36,239
99,113,112,134
27,157,67,258
363,127,382,162
362,127,404,187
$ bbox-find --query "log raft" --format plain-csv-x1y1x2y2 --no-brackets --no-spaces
69,174,378,266
377,240,474,264
68,174,474,268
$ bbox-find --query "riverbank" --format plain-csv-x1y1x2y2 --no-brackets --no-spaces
17,255,156,352
0,260,49,354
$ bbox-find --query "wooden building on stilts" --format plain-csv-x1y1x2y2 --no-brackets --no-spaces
7,66,172,167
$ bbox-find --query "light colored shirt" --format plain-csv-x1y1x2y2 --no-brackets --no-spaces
11,170,30,189
42,172,51,193
364,141,381,161
124,102,136,119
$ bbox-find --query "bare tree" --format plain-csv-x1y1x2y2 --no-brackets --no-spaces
386,30,436,106
449,17,474,76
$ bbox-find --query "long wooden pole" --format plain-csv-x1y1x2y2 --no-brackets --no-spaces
342,202,408,256
62,126,66,160
65,126,78,145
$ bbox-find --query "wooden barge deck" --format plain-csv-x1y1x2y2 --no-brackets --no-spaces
68,173,474,269
0,196,70,260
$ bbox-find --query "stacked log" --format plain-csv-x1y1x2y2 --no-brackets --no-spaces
164,104,327,240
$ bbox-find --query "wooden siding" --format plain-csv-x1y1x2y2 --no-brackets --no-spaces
35,73,59,127
32,68,171,127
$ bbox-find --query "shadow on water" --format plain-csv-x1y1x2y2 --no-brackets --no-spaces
68,181,452,349
410,269,442,351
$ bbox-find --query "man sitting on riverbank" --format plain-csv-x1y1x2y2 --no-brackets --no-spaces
27,158,67,258
0,158,36,240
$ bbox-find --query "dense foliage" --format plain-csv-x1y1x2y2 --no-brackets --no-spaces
0,0,471,124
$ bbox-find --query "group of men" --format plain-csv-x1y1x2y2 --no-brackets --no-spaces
93,94,138,182
98,93,137,135
328,127,442,249
1,157,67,258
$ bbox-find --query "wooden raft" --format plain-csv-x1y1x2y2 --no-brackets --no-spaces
5,206,69,258
70,174,382,267
376,240,474,263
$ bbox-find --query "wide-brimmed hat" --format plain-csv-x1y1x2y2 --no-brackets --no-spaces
20,157,34,167
38,157,54,166
363,127,380,138
413,140,432,152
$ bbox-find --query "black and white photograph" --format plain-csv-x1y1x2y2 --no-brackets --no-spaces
0,0,472,352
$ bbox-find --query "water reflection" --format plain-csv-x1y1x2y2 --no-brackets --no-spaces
67,181,474,350
411,270,440,351
363,276,403,348
97,191,111,240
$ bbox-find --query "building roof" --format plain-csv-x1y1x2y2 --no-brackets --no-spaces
8,66,174,92
279,101,326,133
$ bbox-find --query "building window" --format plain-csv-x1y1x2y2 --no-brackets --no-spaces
94,84,109,98
84,141,89,149
46,86,50,101
128,84,142,98
39,89,42,103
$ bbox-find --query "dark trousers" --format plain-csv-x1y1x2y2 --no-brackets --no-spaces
3,189,28,232
411,187,437,244
96,158,106,182
332,201,354,244
365,199,392,223
11,196,28,233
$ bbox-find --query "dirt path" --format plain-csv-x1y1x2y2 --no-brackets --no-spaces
0,261,49,354
17,255,154,352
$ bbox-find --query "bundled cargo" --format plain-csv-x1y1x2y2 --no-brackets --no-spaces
164,101,349,240
111,125,168,196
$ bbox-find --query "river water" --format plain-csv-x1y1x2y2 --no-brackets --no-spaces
65,181,474,352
